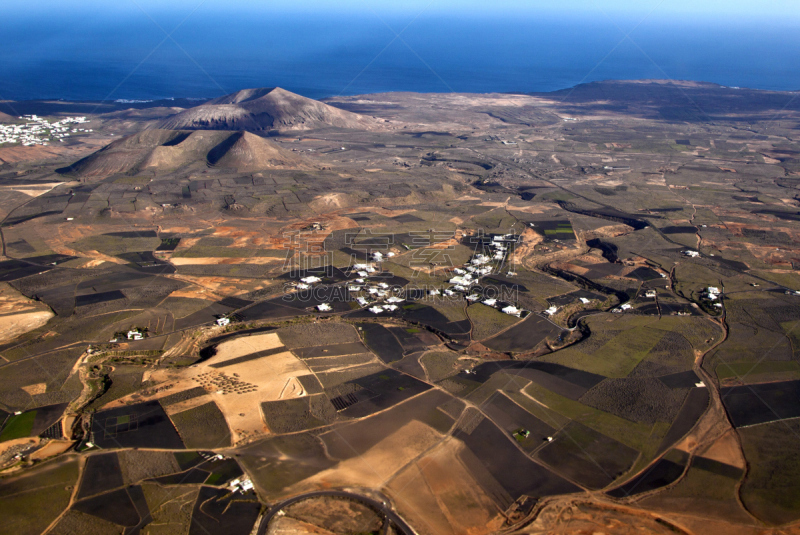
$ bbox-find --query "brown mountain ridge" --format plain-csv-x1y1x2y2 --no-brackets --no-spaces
158,87,379,132
59,129,306,177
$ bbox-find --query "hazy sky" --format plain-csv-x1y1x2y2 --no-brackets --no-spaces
8,0,799,19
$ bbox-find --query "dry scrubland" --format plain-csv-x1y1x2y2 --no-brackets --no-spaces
1,81,800,534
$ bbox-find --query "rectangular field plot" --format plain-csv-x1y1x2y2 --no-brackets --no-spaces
75,290,127,307
170,402,231,449
481,394,555,449
261,395,337,433
76,453,125,499
482,315,562,353
607,449,689,498
336,369,432,418
535,421,639,489
292,341,369,359
455,418,581,509
358,323,405,363
721,380,800,427
91,401,184,449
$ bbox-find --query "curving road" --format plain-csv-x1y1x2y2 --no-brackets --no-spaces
256,489,416,535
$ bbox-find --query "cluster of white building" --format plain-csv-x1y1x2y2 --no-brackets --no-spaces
0,115,91,146
345,264,405,314
444,234,525,317
703,286,724,308
228,477,254,494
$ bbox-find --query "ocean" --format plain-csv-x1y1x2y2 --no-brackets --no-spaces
2,9,798,102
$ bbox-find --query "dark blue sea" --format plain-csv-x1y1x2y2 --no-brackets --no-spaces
2,7,798,101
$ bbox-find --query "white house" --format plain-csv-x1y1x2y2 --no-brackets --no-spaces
502,305,521,317
300,276,322,284
483,298,497,307
544,306,558,316
127,330,144,340
317,303,332,312
216,317,231,327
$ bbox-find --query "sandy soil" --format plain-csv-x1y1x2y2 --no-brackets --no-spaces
266,516,337,535
166,275,269,297
20,383,47,396
0,311,54,346
299,420,444,491
696,429,746,469
511,227,544,263
169,256,283,265
115,333,312,444
28,440,74,461
0,183,64,198
386,438,503,535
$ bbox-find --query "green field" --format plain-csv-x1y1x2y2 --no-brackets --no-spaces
0,411,36,442
466,303,521,340
0,459,80,535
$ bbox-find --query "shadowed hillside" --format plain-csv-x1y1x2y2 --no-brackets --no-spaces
58,129,305,177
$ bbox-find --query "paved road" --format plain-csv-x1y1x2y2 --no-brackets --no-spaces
256,489,415,535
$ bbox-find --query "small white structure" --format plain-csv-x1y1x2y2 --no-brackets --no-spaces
645,290,657,298
483,298,497,307
466,294,481,302
454,268,466,275
386,296,403,304
383,304,399,312
620,303,633,310
127,330,144,341
579,297,591,304
502,305,522,317
301,276,322,284
449,276,466,285
707,287,721,295
348,285,362,292
356,297,370,307
317,303,332,312
369,306,384,314
544,306,558,316
296,283,310,290
429,289,440,296
216,317,231,327
507,271,517,276
229,477,255,494
684,250,700,258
